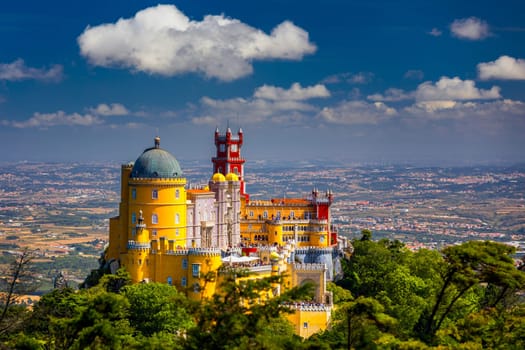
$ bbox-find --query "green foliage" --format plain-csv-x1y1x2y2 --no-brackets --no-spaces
122,283,193,337
2,238,525,349
184,269,312,350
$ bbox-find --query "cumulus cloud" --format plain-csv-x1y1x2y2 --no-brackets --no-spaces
0,59,63,82
415,76,501,101
404,69,424,80
406,99,525,120
89,103,129,116
367,88,414,102
428,28,442,37
190,82,330,125
318,100,397,125
194,95,316,126
450,17,490,40
9,111,102,128
321,72,374,85
78,4,316,81
254,83,330,101
347,72,374,84
478,55,525,80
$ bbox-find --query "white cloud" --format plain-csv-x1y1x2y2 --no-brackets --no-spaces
89,103,129,116
348,72,374,84
9,111,103,128
78,4,316,81
254,83,330,101
0,59,63,82
190,82,330,126
367,88,414,102
478,55,525,80
450,17,490,40
405,99,525,120
428,28,442,37
321,72,373,85
415,77,501,101
318,100,397,125
404,70,424,80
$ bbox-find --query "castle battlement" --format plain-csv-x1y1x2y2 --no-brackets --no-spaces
284,303,331,312
164,247,222,256
294,247,334,255
127,241,150,249
293,263,327,271
129,177,186,184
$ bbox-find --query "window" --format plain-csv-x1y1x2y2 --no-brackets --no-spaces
175,229,179,236
131,228,136,236
175,189,180,199
131,212,136,224
249,211,254,217
263,211,268,219
152,189,158,199
192,263,201,278
175,213,180,224
290,211,295,218
167,276,172,286
193,283,200,293
182,258,188,269
220,144,225,152
131,188,136,200
152,214,158,225
181,277,187,287
303,322,309,329
233,167,238,174
231,144,238,152
152,229,157,237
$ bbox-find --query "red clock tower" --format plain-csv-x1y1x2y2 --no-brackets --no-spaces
212,127,248,199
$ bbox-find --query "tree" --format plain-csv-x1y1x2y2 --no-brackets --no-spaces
0,248,38,336
184,267,312,349
418,240,525,341
122,283,193,338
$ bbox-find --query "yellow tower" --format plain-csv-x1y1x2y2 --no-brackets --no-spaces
107,137,188,282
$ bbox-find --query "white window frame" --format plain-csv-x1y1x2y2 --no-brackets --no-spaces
152,189,158,199
152,213,158,225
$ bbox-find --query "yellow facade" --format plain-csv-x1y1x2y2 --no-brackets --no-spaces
106,136,336,337
240,199,331,248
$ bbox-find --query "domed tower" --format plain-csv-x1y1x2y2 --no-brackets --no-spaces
107,137,188,265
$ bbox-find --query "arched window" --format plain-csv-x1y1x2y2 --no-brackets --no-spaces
175,213,180,224
152,189,158,199
131,212,136,224
131,188,136,200
175,189,180,199
152,214,158,225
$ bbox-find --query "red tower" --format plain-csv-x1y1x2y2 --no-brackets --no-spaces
212,127,248,199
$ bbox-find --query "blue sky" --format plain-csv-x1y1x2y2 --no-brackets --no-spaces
1,0,524,165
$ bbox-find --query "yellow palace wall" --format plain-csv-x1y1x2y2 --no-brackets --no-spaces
240,201,330,248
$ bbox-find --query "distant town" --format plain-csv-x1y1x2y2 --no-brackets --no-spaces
1,161,524,292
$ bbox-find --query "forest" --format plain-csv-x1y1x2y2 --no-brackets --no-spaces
1,233,525,349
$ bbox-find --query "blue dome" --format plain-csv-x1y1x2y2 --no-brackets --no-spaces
130,137,183,179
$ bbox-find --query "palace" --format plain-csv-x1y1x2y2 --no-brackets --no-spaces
105,128,345,337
